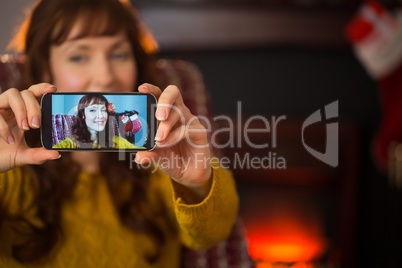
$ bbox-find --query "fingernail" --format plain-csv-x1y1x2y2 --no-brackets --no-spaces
8,135,15,145
155,129,164,141
134,153,140,163
22,119,29,130
139,85,149,91
47,84,56,89
155,140,165,146
32,117,40,128
52,154,61,160
156,109,166,121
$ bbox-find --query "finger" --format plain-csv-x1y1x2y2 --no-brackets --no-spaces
134,151,158,165
154,85,183,121
155,125,187,148
27,83,57,100
15,148,60,166
0,88,29,131
154,85,192,142
0,114,15,144
156,122,208,149
154,104,187,142
21,90,42,129
138,83,162,99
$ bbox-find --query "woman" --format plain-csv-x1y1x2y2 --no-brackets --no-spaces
0,0,238,267
53,94,142,149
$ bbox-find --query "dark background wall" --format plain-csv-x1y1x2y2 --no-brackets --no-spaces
0,0,31,54
163,47,380,123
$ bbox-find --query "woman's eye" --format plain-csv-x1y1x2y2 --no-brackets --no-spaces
89,109,96,113
69,55,86,63
111,52,129,60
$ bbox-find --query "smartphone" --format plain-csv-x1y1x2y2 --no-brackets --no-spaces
40,92,157,151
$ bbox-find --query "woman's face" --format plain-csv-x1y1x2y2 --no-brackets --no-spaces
49,22,137,93
84,102,108,132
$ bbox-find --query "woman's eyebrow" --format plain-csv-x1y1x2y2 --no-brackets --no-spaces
70,44,91,50
110,39,130,50
59,38,129,55
58,43,91,55
86,104,103,109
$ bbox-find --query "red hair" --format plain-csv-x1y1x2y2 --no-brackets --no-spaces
11,0,157,89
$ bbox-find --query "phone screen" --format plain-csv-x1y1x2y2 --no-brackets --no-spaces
40,92,157,151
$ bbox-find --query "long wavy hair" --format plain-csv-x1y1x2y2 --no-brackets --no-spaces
72,94,112,148
6,0,172,264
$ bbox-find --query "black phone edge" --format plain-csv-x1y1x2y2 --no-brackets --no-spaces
40,92,158,152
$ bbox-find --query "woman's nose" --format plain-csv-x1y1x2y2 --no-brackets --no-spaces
90,57,115,91
97,111,105,119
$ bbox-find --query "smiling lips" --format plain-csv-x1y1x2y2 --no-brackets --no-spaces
95,120,105,125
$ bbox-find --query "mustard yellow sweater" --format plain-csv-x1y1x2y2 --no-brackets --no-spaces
0,164,238,267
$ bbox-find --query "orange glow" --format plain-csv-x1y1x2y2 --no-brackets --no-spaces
245,215,328,263
255,262,274,268
256,262,314,268
243,189,329,263
248,234,327,262
291,262,314,268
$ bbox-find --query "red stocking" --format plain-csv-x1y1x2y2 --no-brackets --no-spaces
346,1,402,172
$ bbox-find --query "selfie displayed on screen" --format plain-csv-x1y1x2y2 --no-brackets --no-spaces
51,94,148,150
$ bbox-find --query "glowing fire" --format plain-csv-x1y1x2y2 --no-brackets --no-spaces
249,233,327,262
246,216,328,263
256,262,314,268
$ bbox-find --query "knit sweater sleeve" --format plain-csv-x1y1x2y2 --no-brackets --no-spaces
151,161,239,250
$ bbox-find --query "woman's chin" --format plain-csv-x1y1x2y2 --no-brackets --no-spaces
88,126,106,133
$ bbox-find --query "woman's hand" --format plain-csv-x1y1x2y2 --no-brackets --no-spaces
0,83,60,173
136,84,212,203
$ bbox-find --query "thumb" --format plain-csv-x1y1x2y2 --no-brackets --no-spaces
135,151,158,165
16,148,61,166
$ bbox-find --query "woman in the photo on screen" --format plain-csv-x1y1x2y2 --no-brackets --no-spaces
53,94,143,149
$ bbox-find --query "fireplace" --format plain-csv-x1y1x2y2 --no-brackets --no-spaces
217,117,359,267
